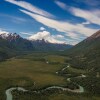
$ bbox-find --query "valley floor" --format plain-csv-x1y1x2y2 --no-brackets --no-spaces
0,52,100,100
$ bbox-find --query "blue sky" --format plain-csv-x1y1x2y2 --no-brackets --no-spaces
0,0,100,44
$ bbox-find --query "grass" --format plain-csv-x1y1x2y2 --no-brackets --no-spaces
0,58,66,85
0,53,67,99
48,94,100,100
67,66,86,74
0,52,99,100
45,55,66,63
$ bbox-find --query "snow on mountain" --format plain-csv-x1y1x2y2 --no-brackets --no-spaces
0,32,21,41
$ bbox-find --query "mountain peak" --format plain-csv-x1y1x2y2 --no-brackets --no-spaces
0,32,21,40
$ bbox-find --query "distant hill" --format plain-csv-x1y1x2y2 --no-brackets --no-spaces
31,39,72,51
65,30,100,70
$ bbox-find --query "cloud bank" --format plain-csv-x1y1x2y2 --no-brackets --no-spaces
20,9,97,37
28,30,66,44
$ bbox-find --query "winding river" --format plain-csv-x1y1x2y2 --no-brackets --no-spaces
6,84,84,100
5,65,85,100
6,87,28,100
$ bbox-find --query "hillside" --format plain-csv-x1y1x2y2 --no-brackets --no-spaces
31,39,72,51
65,30,100,70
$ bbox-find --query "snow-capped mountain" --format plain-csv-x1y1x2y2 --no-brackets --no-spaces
0,32,72,52
0,32,34,51
0,32,21,41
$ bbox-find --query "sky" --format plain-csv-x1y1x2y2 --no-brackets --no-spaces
0,0,100,44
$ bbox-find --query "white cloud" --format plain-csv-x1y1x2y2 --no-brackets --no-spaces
29,31,50,40
28,31,66,44
0,29,9,35
20,9,98,38
56,35,64,38
12,16,26,22
74,0,100,6
55,1,100,25
40,27,45,31
20,32,33,36
70,7,100,25
5,0,54,18
0,13,26,24
81,21,90,25
55,1,68,10
66,32,79,39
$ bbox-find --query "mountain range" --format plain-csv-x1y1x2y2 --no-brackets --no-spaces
0,30,100,65
0,32,72,61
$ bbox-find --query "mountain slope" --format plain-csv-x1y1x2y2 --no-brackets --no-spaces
64,30,100,95
66,30,100,70
31,39,72,51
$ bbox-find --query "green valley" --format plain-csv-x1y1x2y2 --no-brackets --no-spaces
0,51,100,100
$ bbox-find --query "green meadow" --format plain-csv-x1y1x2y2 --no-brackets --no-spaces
0,52,99,100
